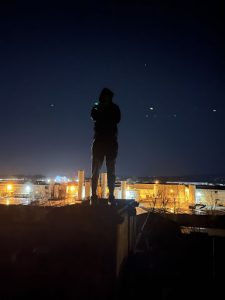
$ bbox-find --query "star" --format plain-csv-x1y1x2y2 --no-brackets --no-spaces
50,104,55,107
149,107,154,111
212,109,217,113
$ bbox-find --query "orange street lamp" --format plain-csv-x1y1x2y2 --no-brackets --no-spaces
7,184,13,192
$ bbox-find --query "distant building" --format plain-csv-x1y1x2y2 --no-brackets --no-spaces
0,181,50,199
1,172,225,212
196,185,225,208
118,183,195,212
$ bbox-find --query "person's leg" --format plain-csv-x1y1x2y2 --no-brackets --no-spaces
91,139,104,198
106,140,118,199
91,157,104,197
106,158,116,197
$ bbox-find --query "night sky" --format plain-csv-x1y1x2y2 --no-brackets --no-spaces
1,0,225,177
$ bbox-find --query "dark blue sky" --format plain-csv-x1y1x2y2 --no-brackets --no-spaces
0,0,225,177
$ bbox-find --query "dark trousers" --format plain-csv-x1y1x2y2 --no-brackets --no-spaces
91,138,118,197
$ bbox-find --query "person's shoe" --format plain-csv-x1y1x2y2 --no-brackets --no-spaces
108,195,117,206
91,195,99,205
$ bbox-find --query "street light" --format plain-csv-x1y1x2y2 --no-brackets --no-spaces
25,185,31,193
7,184,13,192
70,186,75,192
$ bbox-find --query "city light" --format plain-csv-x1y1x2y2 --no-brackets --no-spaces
70,186,75,192
126,190,136,199
7,184,12,191
25,185,31,193
55,176,69,183
0,170,224,213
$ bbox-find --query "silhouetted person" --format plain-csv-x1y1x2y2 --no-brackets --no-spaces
91,88,121,204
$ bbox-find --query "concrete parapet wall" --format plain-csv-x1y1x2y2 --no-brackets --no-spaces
0,203,136,299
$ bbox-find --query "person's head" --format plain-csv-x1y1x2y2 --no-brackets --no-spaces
99,88,114,104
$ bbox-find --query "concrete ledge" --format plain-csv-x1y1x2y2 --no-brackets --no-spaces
0,201,137,299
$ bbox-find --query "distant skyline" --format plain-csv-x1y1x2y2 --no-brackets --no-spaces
0,1,225,176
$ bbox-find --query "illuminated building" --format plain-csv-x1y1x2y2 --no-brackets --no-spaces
85,180,91,199
78,170,84,200
195,185,225,208
121,181,127,199
66,183,78,197
101,173,107,198
1,173,225,212
0,181,50,199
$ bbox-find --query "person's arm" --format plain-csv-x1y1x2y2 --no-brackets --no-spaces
91,104,99,121
115,105,121,123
